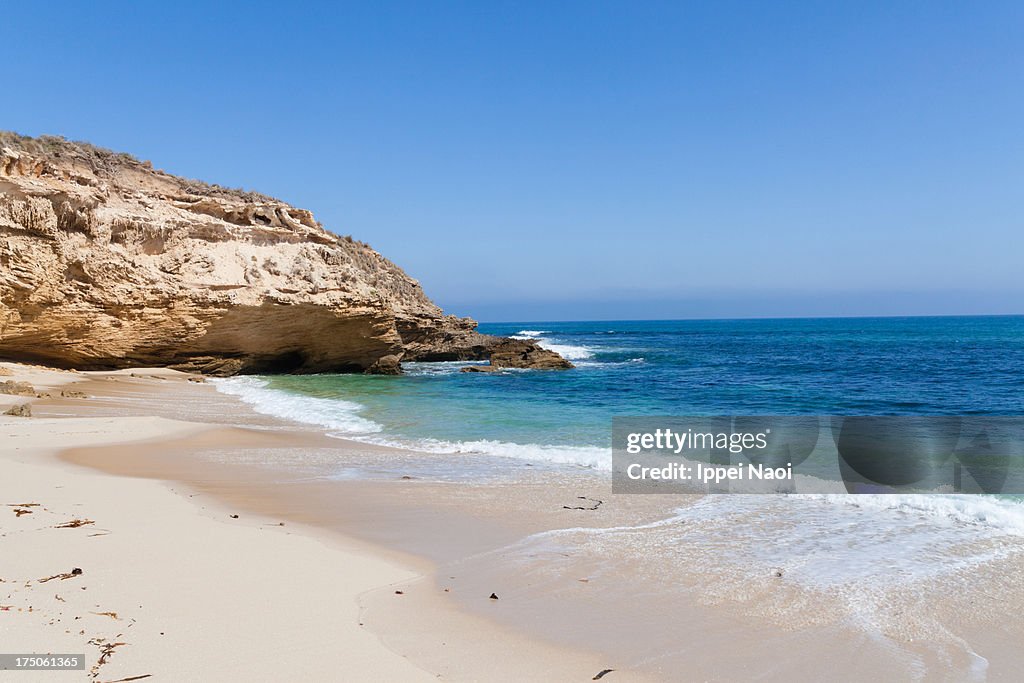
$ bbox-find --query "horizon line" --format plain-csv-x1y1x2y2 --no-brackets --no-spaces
472,312,1024,325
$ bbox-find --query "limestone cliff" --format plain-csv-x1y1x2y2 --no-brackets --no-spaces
0,133,566,374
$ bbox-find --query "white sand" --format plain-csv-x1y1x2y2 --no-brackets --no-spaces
0,364,433,681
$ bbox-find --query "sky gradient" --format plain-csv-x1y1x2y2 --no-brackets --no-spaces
6,1,1022,320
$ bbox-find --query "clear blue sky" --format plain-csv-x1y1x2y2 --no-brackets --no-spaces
6,1,1022,321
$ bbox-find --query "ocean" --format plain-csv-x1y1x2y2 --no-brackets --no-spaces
215,315,1024,467
212,314,1024,538
211,316,1024,677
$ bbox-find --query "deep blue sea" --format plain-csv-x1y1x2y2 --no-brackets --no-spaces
216,316,1024,470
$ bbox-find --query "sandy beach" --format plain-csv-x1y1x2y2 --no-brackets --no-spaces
5,362,1024,682
0,363,652,682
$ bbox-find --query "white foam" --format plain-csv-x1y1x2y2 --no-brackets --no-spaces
402,361,487,376
212,377,382,434
573,357,645,368
804,493,1024,536
212,377,611,470
361,435,612,470
656,494,1024,590
508,329,599,360
536,340,595,360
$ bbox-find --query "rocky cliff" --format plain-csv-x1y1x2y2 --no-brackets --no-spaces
0,133,569,374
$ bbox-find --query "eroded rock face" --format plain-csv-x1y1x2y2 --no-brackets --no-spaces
1,133,557,374
396,315,492,362
0,134,571,374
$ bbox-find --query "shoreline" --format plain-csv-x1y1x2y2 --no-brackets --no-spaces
6,362,1024,680
1,363,652,682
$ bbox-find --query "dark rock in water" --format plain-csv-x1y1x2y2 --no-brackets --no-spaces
460,365,500,373
60,390,88,398
365,354,403,375
489,592,499,600
4,403,31,417
461,339,575,372
0,381,37,396
488,339,574,369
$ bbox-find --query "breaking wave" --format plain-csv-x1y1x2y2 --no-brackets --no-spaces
212,376,610,470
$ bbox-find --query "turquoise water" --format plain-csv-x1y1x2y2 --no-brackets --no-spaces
217,316,1024,465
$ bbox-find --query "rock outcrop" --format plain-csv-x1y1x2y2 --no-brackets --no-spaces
4,402,31,417
0,380,37,396
458,339,574,371
489,339,574,369
0,133,568,374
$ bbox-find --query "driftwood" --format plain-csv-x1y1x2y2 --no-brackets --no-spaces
38,567,83,583
55,519,95,528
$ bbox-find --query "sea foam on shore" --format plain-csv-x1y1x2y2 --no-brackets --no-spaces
212,376,612,470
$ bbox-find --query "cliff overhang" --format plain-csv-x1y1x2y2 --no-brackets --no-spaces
0,133,570,375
